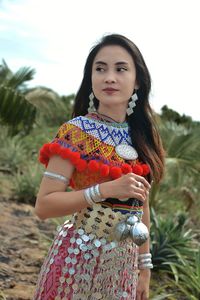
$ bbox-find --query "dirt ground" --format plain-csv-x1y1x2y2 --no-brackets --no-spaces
0,197,56,300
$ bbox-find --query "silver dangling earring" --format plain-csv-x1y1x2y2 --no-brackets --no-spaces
88,92,96,113
126,91,138,116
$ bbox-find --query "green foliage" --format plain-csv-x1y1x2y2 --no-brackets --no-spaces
150,208,197,271
161,105,193,127
0,130,28,173
25,88,74,126
150,121,200,212
0,85,36,135
0,59,37,135
0,59,35,88
12,163,43,205
169,249,200,300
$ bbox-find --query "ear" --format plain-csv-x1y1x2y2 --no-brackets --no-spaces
134,81,140,90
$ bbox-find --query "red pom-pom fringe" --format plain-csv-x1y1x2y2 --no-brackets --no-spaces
60,147,71,159
132,164,143,176
110,166,122,179
121,163,132,174
70,151,81,164
49,143,61,154
141,164,150,176
88,160,100,172
76,159,87,172
100,164,110,177
39,142,150,179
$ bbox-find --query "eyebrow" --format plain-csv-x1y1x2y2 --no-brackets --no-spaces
94,61,129,66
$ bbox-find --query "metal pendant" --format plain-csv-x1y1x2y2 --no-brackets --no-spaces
129,221,149,246
113,221,130,241
126,215,139,226
115,144,138,160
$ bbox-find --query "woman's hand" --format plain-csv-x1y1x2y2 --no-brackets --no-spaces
136,269,151,300
100,173,151,203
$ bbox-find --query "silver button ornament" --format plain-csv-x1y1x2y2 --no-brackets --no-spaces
113,214,149,245
129,221,149,246
126,215,139,225
115,144,138,160
113,221,130,241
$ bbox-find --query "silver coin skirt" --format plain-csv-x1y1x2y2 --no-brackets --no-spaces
33,205,139,300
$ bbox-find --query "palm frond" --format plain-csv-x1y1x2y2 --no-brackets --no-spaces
0,85,36,135
7,66,36,90
0,59,12,84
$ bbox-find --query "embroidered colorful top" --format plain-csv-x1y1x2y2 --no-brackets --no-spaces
39,113,150,215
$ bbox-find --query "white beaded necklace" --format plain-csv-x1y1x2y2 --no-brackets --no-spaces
91,112,138,161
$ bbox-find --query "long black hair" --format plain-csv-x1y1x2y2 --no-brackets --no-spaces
72,34,165,183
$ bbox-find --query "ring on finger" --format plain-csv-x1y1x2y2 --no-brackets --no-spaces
137,181,142,188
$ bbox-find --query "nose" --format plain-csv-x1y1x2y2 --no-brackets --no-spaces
104,71,116,83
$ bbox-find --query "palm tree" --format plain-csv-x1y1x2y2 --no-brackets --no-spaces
0,59,37,135
0,59,75,135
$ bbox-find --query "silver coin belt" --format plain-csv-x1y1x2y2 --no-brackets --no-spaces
37,205,140,300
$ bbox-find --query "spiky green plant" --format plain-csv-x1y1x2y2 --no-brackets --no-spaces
150,121,200,219
12,163,43,204
168,249,200,300
0,132,28,173
150,208,197,271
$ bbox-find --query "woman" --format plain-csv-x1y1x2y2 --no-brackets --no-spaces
34,33,165,300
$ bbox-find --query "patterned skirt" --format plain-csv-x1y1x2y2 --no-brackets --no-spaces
33,205,139,300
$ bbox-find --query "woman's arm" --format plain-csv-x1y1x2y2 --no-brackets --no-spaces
35,155,151,220
35,155,89,220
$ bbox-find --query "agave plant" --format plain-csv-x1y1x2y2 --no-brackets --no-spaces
0,130,29,173
150,207,197,271
12,162,43,205
167,248,200,300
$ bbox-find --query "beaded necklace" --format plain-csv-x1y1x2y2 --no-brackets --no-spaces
88,112,138,161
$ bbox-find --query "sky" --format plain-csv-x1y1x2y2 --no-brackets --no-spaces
0,0,200,121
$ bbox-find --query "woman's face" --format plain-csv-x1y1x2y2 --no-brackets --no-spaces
91,45,138,109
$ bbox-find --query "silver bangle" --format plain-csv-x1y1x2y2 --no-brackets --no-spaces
91,184,105,203
83,188,94,206
89,186,97,203
83,184,105,205
95,184,105,202
138,263,153,270
43,171,69,184
139,258,152,264
138,253,152,259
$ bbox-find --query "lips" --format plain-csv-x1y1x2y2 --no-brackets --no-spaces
103,88,118,91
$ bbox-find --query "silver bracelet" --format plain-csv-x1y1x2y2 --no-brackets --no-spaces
89,186,96,203
83,184,105,205
90,184,105,203
138,253,152,259
83,188,94,206
43,171,69,184
138,263,153,270
139,258,152,264
138,252,153,269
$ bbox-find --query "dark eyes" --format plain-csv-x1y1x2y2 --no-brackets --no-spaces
95,67,127,72
117,67,127,72
96,67,105,72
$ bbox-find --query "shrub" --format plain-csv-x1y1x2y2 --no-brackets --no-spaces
12,163,43,205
